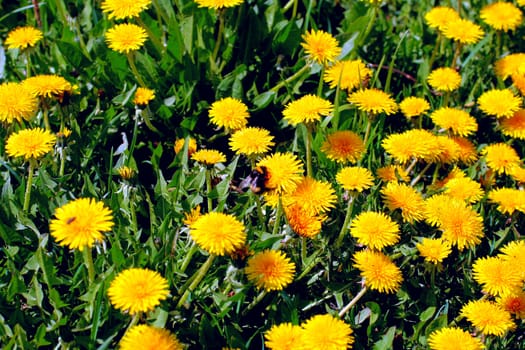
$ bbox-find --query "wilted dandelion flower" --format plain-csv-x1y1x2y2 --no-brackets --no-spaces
444,177,483,204
282,95,333,126
450,136,478,164
265,323,305,350
438,200,484,250
191,149,226,165
50,198,114,251
320,131,365,163
134,87,155,105
461,300,515,336
5,128,55,161
353,250,403,293
427,327,483,350
348,88,397,115
105,23,147,53
108,268,169,314
256,153,303,195
424,6,460,32
101,0,152,20
288,177,336,215
194,0,244,9
245,250,295,291
497,291,525,319
4,26,43,50
488,188,525,214
500,109,525,139
381,182,425,222
376,165,409,183
336,166,374,192
350,211,400,249
472,256,523,297
301,314,354,350
427,67,461,92
22,75,72,99
478,89,521,118
284,203,325,238
229,127,274,155
430,107,477,136
174,137,197,156
209,97,249,130
495,53,525,79
323,59,371,90
442,18,484,45
0,82,38,123
481,143,521,174
120,324,183,350
480,2,522,32
183,205,201,226
382,129,438,163
301,29,341,64
118,166,135,180
416,238,452,264
189,212,246,256
399,96,430,118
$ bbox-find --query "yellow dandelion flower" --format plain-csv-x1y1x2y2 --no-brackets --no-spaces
424,194,457,226
183,205,201,226
265,323,305,350
301,314,354,350
495,53,525,79
191,149,226,165
430,107,477,136
336,166,374,192
209,97,249,131
508,164,525,183
57,127,72,139
256,153,303,195
118,166,135,180
189,212,246,256
520,0,525,6
381,182,425,222
450,136,478,164
320,131,365,163
353,250,403,293
22,75,72,99
0,82,38,123
376,165,409,183
416,238,452,264
444,177,483,204
478,89,521,118
499,240,525,281
229,127,274,156
301,29,341,64
427,67,462,92
245,250,295,291
399,96,430,118
194,0,244,9
101,0,151,20
442,18,484,45
323,59,372,91
282,94,333,126
511,71,525,95
133,87,155,105
284,203,325,238
481,143,521,174
287,177,336,215
348,88,397,115
108,268,169,315
6,128,55,160
497,291,525,319
49,198,114,251
473,256,523,297
427,327,483,350
488,188,525,214
424,7,460,32
432,135,462,164
438,200,484,251
105,23,147,54
174,137,197,156
500,109,525,139
120,324,183,350
350,211,400,249
461,300,515,336
480,2,522,32
4,26,43,50
382,129,438,164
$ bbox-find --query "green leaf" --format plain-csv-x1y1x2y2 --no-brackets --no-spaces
373,326,396,350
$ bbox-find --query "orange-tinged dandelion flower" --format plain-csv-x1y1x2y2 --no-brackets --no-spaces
323,59,372,91
320,131,365,163
430,107,477,136
427,67,461,92
174,137,197,156
350,211,400,249
432,135,462,164
0,82,38,123
301,29,341,64
450,136,478,164
488,187,525,215
108,268,169,315
265,323,305,350
500,109,525,139
382,129,438,164
49,198,114,251
245,250,295,291
480,2,522,32
191,149,226,165
424,7,460,32
438,199,484,251
511,71,525,96
399,96,430,118
101,0,152,20
209,97,249,131
376,165,409,183
348,88,397,115
353,250,403,293
336,166,374,192
189,212,246,256
416,238,452,264
287,177,336,215
427,327,483,350
229,127,274,156
444,177,484,204
257,153,303,195
481,143,521,175
497,291,525,319
478,89,521,119
284,203,325,238
22,75,73,99
194,0,244,9
442,18,484,45
301,314,354,350
4,26,43,50
381,182,425,222
283,94,333,126
461,300,515,336
472,256,523,297
5,128,56,161
120,324,183,350
495,53,525,79
118,166,135,180
133,87,155,105
105,23,147,53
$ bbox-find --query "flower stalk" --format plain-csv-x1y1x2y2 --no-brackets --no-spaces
23,159,36,213
177,254,216,308
338,286,367,318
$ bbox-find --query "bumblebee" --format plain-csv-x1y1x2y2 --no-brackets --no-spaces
238,166,271,194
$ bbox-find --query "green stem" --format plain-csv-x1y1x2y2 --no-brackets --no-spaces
127,52,146,87
130,190,138,235
410,162,433,187
272,197,284,236
404,158,418,175
495,31,501,60
41,101,51,131
291,0,299,20
363,116,372,147
23,160,35,213
428,34,442,70
451,42,462,68
135,16,164,56
205,168,213,212
25,51,32,78
177,254,216,308
335,195,355,247
269,64,311,93
127,112,140,167
331,68,344,130
317,65,325,97
179,242,198,274
125,313,141,333
82,248,95,285
242,290,267,315
305,126,313,178
140,106,160,133
338,286,367,318
301,237,307,265
351,6,378,58
210,9,225,74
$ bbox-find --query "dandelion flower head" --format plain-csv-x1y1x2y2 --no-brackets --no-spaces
450,136,478,164
301,29,341,64
416,238,452,264
191,149,226,165
134,87,155,105
301,314,354,350
229,127,274,156
120,324,183,350
264,323,305,350
499,240,525,281
508,163,525,183
118,166,135,180
323,59,372,91
497,291,525,319
287,177,337,215
430,107,477,136
500,109,525,139
189,212,246,256
427,327,483,350
4,26,43,50
472,256,523,297
336,166,375,192
478,89,521,118
480,2,522,32
0,82,38,124
495,53,525,79
442,18,484,45
209,97,249,131
256,153,303,195
424,7,460,32
174,137,197,156
284,203,325,238
320,131,365,163
461,300,515,336
22,75,73,99
348,88,397,115
481,143,521,175
101,0,152,20
350,211,400,250
194,0,244,9
105,23,147,53
427,67,462,92
376,165,409,183
353,250,403,293
282,94,333,126
437,200,484,251
382,129,438,163
381,182,425,223
6,128,56,161
245,250,295,291
443,176,484,204
399,96,430,118
488,187,525,215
